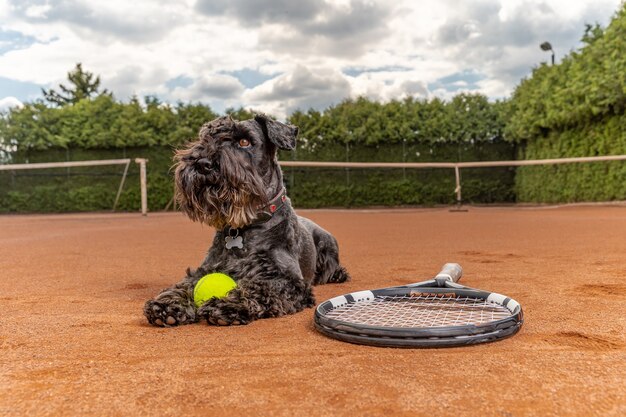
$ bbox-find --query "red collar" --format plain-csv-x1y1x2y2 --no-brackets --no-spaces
226,187,287,231
255,187,287,221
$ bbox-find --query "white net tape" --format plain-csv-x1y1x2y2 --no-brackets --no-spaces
325,294,512,328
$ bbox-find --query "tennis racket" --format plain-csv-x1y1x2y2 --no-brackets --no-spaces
314,263,523,348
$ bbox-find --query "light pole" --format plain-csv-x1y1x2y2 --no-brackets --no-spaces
540,41,555,65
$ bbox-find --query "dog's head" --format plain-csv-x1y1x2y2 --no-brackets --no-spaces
174,114,298,229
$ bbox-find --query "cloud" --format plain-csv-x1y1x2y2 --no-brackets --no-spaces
342,65,413,77
9,0,182,43
222,68,280,89
171,74,245,102
195,0,323,26
245,65,351,115
427,70,486,93
348,71,431,103
194,76,246,100
105,66,147,101
197,0,394,58
435,1,569,49
165,75,194,90
0,96,23,112
397,80,429,97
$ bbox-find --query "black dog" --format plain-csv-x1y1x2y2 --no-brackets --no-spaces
144,114,349,326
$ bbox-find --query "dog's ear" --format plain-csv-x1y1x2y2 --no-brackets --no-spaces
254,113,298,151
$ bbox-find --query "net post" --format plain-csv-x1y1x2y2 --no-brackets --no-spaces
450,165,468,212
454,165,462,203
112,160,131,212
135,158,148,216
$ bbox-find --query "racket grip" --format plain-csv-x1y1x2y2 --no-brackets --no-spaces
435,263,463,284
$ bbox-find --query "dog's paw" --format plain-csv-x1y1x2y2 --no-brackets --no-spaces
197,294,255,326
144,299,196,327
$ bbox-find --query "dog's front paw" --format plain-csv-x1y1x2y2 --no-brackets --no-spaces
144,299,196,327
197,292,257,326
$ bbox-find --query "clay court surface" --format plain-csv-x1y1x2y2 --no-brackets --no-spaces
1,206,625,416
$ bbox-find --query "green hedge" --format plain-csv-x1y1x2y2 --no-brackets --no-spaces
0,147,175,213
284,167,515,207
0,141,516,213
515,115,626,202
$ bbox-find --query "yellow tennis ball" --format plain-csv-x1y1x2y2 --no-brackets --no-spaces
193,273,237,307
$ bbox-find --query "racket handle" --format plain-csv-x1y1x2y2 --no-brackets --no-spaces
435,263,463,285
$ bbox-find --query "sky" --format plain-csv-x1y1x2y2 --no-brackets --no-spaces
0,0,622,119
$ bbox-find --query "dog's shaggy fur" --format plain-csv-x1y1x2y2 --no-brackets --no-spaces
144,114,349,327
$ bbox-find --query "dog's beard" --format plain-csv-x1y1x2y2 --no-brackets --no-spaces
174,147,267,229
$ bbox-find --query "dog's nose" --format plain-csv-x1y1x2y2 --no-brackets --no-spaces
196,158,214,174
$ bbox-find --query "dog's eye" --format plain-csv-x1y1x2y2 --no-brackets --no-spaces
238,138,251,148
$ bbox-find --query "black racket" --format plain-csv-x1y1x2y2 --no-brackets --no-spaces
314,263,523,348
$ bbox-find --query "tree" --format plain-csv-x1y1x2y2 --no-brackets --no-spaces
0,102,65,151
42,63,109,107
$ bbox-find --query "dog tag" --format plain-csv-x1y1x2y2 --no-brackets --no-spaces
225,235,243,249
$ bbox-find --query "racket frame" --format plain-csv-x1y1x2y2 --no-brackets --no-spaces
314,274,524,348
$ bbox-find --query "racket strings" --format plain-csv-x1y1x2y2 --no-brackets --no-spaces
325,294,512,328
